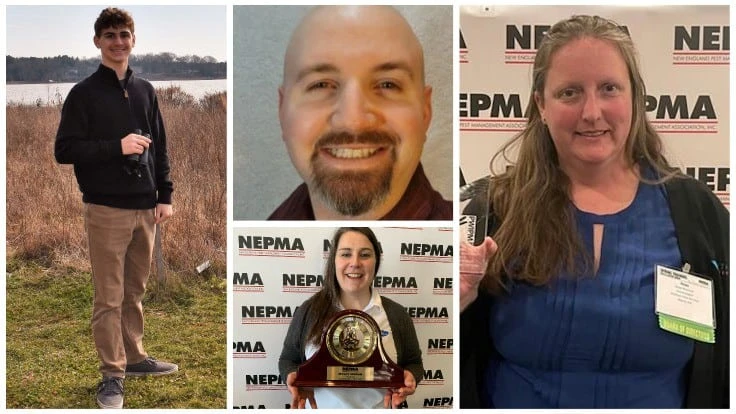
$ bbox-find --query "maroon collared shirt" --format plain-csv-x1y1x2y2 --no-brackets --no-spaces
268,164,452,220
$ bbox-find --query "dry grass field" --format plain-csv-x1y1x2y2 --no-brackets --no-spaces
6,87,226,278
5,88,227,408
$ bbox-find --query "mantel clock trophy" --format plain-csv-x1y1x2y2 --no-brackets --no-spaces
292,309,404,388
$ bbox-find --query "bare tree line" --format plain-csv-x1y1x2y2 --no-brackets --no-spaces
7,53,226,83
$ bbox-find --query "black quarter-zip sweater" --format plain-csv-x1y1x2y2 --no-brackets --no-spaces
55,64,173,209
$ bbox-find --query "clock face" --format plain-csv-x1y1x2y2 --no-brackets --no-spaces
326,313,377,365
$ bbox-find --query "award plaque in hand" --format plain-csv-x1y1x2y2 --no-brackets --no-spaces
292,309,404,388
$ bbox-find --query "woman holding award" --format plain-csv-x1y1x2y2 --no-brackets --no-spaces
279,227,423,408
459,15,728,408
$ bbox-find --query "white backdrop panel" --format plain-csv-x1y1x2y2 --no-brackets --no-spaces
232,227,454,409
460,5,729,208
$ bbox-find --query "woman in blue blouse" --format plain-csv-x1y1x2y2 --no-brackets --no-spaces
459,15,729,408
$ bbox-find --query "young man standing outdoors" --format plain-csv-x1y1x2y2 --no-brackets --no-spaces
55,7,177,409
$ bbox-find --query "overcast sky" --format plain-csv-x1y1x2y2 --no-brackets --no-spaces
6,5,227,62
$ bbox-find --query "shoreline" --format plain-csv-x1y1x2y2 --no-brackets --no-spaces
7,77,226,85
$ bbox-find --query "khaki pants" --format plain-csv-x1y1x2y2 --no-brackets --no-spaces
85,203,155,377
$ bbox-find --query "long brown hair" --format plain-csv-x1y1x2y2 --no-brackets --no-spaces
482,15,679,294
305,227,382,345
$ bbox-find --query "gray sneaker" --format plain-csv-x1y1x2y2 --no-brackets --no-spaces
125,356,178,377
96,376,124,409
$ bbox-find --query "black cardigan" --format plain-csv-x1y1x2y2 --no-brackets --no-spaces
460,175,729,408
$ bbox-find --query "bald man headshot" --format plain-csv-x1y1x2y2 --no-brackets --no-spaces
233,5,452,220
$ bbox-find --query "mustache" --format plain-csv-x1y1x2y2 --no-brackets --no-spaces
315,130,397,148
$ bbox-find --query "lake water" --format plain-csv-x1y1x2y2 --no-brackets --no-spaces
6,79,226,105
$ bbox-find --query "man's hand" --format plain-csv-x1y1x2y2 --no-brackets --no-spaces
121,133,151,155
383,370,417,409
286,371,316,409
155,203,173,224
460,237,497,312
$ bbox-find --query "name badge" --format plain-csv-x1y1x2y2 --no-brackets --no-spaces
654,264,715,343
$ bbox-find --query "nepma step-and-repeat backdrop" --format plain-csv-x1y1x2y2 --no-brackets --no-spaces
460,5,729,208
232,227,453,409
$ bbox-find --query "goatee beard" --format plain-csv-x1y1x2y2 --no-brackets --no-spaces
310,130,397,217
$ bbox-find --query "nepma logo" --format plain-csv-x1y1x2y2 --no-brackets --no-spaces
373,275,418,294
673,25,729,65
233,272,264,293
399,243,452,263
504,24,629,64
282,273,323,293
422,369,446,385
241,305,295,325
238,235,305,258
432,277,452,295
646,95,716,119
685,166,729,207
233,404,266,409
424,397,453,408
406,307,449,323
245,373,286,391
459,92,526,132
427,338,453,355
504,24,549,64
233,341,266,359
460,29,468,63
460,93,523,118
645,94,718,134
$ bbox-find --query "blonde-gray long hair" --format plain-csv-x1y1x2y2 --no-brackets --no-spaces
482,15,679,294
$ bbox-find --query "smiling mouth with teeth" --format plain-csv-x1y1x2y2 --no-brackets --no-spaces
326,147,381,159
345,273,363,279
577,131,607,137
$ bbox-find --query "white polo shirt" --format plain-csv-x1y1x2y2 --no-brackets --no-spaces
303,290,398,408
